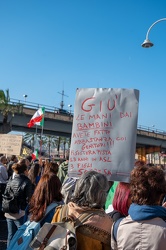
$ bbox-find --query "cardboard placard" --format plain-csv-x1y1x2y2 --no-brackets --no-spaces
0,134,23,155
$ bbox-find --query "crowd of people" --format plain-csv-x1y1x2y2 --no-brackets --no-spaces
0,153,166,249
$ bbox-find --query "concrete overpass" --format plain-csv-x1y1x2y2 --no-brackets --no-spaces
0,103,73,137
0,98,166,159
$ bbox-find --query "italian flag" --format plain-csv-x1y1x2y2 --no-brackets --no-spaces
27,107,45,128
32,149,38,160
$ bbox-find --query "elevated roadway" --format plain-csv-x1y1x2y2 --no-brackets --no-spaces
11,106,73,137
0,98,166,155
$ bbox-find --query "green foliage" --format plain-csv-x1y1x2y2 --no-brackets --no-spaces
0,89,11,124
0,89,22,124
0,89,10,106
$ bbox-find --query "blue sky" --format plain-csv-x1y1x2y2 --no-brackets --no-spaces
0,0,166,131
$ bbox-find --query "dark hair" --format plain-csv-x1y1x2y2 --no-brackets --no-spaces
10,155,17,161
44,161,59,175
12,162,27,174
28,163,41,186
0,155,7,164
26,155,32,162
29,173,63,222
112,182,130,216
71,171,109,208
130,165,166,205
66,155,69,161
135,160,145,167
18,158,27,165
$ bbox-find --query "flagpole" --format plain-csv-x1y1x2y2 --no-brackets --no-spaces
35,125,38,151
40,126,43,157
27,106,45,159
40,108,45,157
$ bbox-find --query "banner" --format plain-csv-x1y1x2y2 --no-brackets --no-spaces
68,88,139,182
0,134,22,155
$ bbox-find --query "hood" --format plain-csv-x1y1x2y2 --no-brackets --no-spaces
60,162,68,171
59,164,68,171
129,203,166,221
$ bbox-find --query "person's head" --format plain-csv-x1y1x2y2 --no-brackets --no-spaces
40,158,49,168
44,161,59,175
130,165,166,206
108,181,114,190
18,158,30,168
10,155,18,162
112,182,130,216
71,171,109,208
134,160,145,167
33,159,39,164
58,159,65,165
12,162,28,175
26,155,32,163
0,155,7,165
29,173,63,221
0,155,7,164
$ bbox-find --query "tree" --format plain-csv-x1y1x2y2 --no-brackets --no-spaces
0,89,24,134
0,89,10,123
0,89,14,133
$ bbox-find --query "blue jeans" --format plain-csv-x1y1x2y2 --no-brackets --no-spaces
6,216,24,248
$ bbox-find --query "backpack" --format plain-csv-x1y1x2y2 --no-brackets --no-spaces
7,202,58,250
112,217,124,241
2,178,24,214
30,204,95,250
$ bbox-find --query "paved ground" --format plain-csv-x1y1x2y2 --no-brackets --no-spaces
0,216,7,250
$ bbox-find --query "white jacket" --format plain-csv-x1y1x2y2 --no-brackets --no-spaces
111,215,166,250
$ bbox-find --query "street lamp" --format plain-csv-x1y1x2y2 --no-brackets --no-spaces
141,18,166,48
23,94,28,102
68,104,72,114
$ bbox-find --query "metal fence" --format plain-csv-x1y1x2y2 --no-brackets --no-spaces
137,124,166,136
9,98,166,135
10,98,73,115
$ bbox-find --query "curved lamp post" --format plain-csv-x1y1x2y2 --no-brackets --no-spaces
141,18,166,48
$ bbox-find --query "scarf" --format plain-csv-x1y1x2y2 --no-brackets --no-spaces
129,203,166,221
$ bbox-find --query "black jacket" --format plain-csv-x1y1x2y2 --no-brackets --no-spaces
108,210,125,222
5,174,33,211
7,161,14,179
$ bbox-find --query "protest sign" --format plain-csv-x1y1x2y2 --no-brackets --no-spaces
68,88,139,182
0,134,22,155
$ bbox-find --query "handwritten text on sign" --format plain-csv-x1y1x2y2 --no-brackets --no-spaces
68,88,139,182
0,134,23,155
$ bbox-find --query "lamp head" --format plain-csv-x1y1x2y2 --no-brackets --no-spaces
141,39,154,48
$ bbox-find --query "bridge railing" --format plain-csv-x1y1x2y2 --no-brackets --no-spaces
7,98,166,136
137,124,166,139
10,98,73,115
